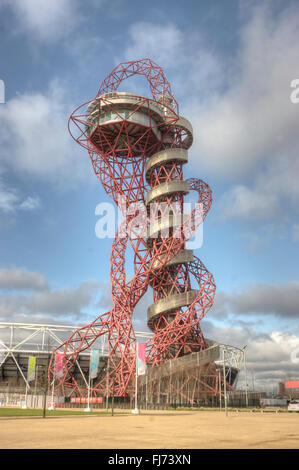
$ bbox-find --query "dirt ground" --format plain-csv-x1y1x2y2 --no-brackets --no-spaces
0,409,298,449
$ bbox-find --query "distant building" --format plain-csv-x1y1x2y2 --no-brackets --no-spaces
279,380,299,399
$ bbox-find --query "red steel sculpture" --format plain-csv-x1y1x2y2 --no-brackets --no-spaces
49,59,217,399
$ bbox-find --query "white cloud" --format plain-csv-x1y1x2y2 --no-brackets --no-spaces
0,0,80,43
18,196,41,211
25,280,100,316
238,223,285,254
124,5,299,223
203,321,299,390
218,184,279,220
189,4,299,175
212,281,299,320
124,22,184,69
245,331,299,389
190,4,299,221
132,287,153,332
0,81,90,186
0,182,19,213
0,179,40,214
0,266,48,291
123,21,222,100
218,152,299,220
292,224,299,242
0,276,104,322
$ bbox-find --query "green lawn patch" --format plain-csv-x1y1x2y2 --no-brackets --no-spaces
0,407,128,418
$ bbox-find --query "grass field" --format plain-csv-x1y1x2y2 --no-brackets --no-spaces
0,407,127,417
0,406,289,418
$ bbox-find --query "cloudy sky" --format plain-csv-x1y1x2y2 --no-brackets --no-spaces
0,0,298,390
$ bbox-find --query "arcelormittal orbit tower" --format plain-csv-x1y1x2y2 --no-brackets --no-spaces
49,59,219,402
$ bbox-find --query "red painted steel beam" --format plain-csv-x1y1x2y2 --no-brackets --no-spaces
48,59,218,400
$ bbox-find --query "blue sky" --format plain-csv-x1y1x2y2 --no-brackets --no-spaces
0,0,298,389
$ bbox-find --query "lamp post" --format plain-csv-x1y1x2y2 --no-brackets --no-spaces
219,369,222,412
132,343,140,414
105,357,110,412
222,349,228,417
48,375,55,411
84,351,92,412
34,365,39,408
243,346,249,407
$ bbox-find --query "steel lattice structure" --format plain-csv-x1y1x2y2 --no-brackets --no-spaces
48,59,217,399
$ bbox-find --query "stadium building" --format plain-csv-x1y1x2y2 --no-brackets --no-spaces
0,322,246,407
